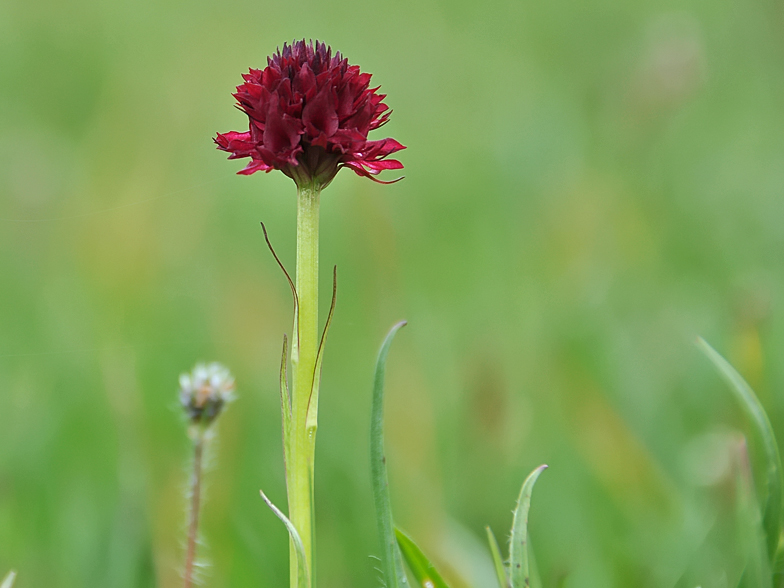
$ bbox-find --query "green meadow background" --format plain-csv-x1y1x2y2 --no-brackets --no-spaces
2,0,784,586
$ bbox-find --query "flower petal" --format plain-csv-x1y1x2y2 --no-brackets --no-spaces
263,100,303,155
342,162,404,184
237,158,274,175
302,84,339,140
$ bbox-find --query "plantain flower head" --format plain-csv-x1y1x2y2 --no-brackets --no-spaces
215,40,405,189
179,362,235,427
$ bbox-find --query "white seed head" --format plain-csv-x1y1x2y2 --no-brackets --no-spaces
179,362,235,426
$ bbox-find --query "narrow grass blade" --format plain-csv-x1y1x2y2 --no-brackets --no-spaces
486,526,508,588
396,527,450,588
306,266,337,430
697,337,783,561
279,334,292,474
260,490,310,588
528,538,543,588
261,222,300,362
774,548,784,575
735,438,772,588
1,571,15,588
510,465,548,588
371,321,409,588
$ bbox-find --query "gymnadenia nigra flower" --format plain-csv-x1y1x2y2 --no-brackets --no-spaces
215,39,405,189
215,39,404,588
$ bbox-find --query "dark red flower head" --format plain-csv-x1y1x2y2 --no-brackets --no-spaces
215,40,405,190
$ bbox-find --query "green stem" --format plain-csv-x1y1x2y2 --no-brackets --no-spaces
289,185,320,588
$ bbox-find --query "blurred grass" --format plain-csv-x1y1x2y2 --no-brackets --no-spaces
2,0,784,586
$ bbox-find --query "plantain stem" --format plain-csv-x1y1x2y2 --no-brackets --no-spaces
184,436,204,588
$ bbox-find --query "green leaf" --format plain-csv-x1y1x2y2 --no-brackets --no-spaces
260,489,310,588
773,547,784,578
510,465,548,588
697,337,783,562
486,526,508,588
396,527,450,588
371,321,409,588
735,439,772,588
1,571,15,588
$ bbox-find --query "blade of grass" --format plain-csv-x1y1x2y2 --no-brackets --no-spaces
510,465,548,588
1,571,15,588
371,321,409,588
395,527,450,588
735,438,772,588
697,337,783,561
528,537,543,588
260,490,310,588
486,526,508,588
773,549,784,585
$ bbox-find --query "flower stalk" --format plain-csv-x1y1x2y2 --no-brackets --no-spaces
183,434,205,588
288,184,321,586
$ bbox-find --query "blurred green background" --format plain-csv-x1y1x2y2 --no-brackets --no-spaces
2,0,784,586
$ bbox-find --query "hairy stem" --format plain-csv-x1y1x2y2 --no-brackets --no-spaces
184,435,204,588
289,185,320,588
